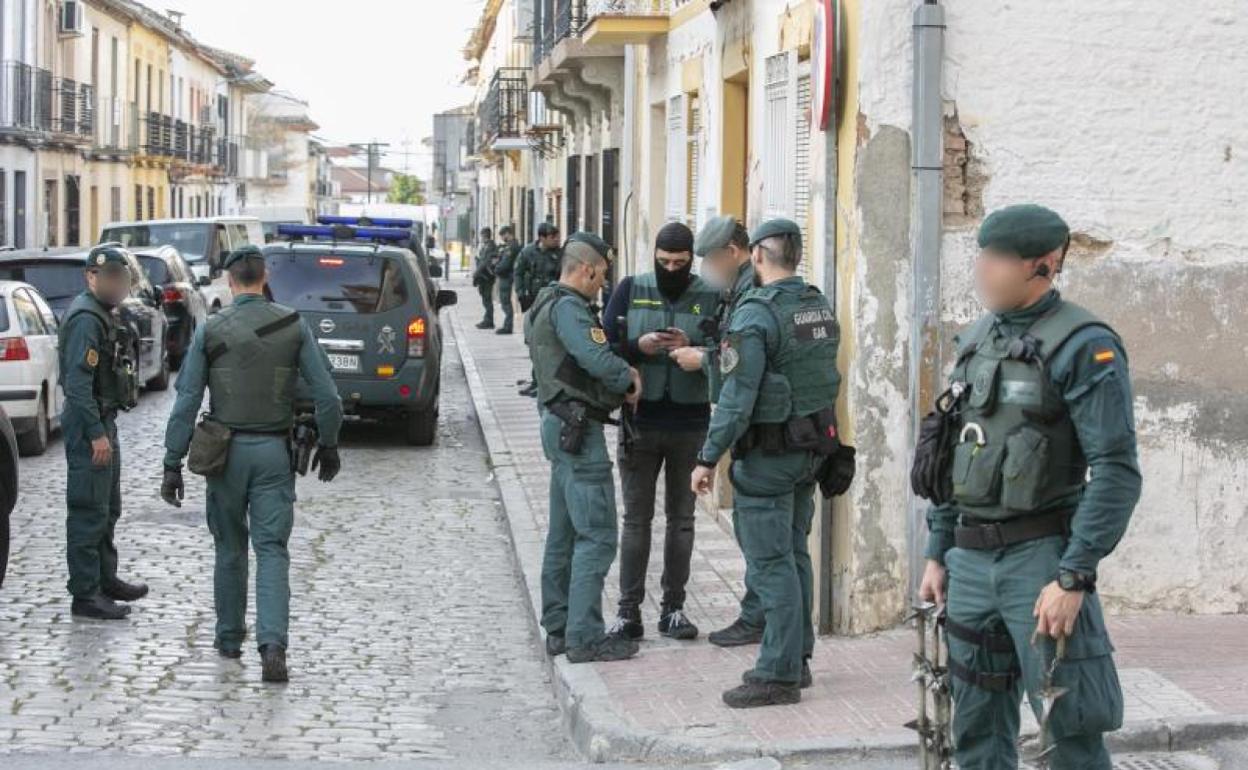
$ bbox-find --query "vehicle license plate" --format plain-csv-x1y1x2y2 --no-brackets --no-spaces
327,353,361,372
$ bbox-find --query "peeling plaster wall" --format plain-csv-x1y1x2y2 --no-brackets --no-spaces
849,0,1248,620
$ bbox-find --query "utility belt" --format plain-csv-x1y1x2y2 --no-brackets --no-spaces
732,408,857,500
954,509,1072,551
547,399,616,455
732,408,839,458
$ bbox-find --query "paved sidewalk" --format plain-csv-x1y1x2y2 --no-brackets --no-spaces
449,276,1248,763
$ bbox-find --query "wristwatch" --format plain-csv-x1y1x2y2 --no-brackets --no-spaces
1057,569,1097,593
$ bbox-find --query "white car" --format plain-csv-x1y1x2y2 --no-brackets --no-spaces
0,281,63,455
99,216,265,313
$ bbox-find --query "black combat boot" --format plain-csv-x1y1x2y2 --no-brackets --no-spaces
545,634,566,657
608,608,644,641
658,607,699,640
475,320,494,330
214,640,242,659
566,636,640,664
71,594,131,620
495,326,513,335
102,578,149,602
708,617,764,647
260,644,288,683
744,659,812,689
722,680,801,709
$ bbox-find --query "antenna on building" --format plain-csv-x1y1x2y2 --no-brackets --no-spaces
166,9,186,28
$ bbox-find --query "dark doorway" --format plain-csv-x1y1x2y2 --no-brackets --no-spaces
65,175,80,246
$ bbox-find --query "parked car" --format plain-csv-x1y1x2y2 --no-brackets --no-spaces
0,280,64,455
99,216,265,313
0,404,18,589
265,221,457,445
0,248,170,391
134,246,209,369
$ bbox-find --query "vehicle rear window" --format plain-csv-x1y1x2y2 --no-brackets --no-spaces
0,262,87,303
138,256,171,285
103,223,211,262
0,298,9,333
265,253,409,314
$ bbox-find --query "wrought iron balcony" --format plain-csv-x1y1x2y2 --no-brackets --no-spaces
479,67,530,152
532,0,670,68
0,62,94,140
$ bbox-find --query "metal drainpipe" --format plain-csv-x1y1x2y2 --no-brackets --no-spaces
908,0,945,600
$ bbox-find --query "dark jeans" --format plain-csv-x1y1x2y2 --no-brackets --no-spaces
617,425,703,614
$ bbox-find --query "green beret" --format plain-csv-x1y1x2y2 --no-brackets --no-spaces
749,218,802,250
694,215,738,257
222,244,265,270
86,243,130,273
566,231,611,260
977,204,1070,258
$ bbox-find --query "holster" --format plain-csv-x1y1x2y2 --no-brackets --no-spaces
187,414,232,477
910,386,961,505
549,400,589,454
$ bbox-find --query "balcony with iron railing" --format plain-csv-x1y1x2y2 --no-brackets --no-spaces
0,62,95,142
479,67,530,152
531,0,670,78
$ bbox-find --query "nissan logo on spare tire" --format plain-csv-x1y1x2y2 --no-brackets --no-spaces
319,318,336,334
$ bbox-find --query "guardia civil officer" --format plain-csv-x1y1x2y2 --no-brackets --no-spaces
515,223,563,397
690,219,841,708
473,227,498,329
60,244,146,620
514,222,560,313
160,245,344,683
494,225,521,335
916,205,1141,769
670,215,767,648
524,232,642,663
601,222,718,641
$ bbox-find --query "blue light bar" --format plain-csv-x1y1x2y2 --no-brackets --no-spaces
276,224,412,242
317,215,415,229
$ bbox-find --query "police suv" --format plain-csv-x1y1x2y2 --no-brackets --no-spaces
265,217,457,445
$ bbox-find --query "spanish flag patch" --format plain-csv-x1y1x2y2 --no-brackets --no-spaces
1093,349,1116,365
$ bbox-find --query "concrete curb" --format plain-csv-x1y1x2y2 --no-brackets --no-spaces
448,306,1248,763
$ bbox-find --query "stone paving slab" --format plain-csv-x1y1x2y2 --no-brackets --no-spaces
450,276,1248,763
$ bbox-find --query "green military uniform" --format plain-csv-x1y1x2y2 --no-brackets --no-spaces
531,243,563,297
513,241,541,310
525,233,634,658
163,259,343,655
495,238,521,333
698,220,841,704
925,205,1141,769
59,247,141,612
473,237,498,328
693,216,763,637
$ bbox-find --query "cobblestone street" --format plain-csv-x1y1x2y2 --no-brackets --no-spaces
0,321,573,763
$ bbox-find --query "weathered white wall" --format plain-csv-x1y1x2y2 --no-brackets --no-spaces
850,0,1248,618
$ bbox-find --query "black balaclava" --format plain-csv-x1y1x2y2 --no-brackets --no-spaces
655,222,694,301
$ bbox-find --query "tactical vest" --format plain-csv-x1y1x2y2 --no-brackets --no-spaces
203,299,304,429
739,282,840,424
536,247,562,288
625,272,717,404
59,293,139,412
527,285,625,412
949,300,1116,521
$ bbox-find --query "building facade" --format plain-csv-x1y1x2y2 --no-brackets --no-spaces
0,0,323,250
460,0,1248,634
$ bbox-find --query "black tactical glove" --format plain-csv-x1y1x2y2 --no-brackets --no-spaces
311,445,341,482
161,465,184,508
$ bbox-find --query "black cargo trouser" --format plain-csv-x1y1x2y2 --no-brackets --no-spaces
617,425,703,614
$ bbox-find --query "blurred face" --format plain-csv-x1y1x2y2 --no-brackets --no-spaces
655,248,691,273
87,268,129,306
543,232,560,249
975,247,1044,312
699,245,739,289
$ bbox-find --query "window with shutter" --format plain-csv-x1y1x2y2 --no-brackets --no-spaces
665,94,686,223
686,93,700,230
795,68,813,281
764,52,793,219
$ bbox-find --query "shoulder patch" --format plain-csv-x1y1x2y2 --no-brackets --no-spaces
590,327,607,345
720,338,740,374
1093,348,1116,365
86,348,99,368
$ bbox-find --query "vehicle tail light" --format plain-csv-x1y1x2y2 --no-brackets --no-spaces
407,317,426,358
162,286,184,304
0,338,30,361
